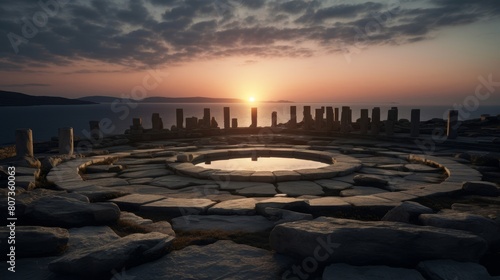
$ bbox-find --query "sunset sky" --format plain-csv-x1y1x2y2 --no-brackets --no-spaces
1,0,499,104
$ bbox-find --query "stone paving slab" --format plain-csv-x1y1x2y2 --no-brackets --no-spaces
118,169,172,178
172,215,274,233
250,171,276,183
340,187,389,197
207,198,258,215
236,184,277,197
314,179,353,191
273,170,302,182
140,198,216,216
277,181,324,196
342,195,400,207
255,197,310,214
110,194,166,210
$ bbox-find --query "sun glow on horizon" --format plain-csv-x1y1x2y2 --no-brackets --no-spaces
248,96,256,103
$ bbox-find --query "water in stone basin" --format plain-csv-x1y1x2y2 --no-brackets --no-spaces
195,157,329,171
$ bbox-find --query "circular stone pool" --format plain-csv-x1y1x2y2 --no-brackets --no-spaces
195,157,330,171
168,148,363,182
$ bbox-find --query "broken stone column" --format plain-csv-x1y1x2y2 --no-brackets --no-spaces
303,106,312,130
334,108,339,122
232,118,238,128
386,108,397,136
326,107,334,131
152,113,163,130
223,107,230,129
185,117,198,130
89,121,100,140
251,107,257,128
15,128,33,158
176,109,184,129
271,111,278,127
410,109,420,137
371,107,381,135
315,108,323,131
340,106,351,133
203,108,211,128
447,110,459,139
130,118,144,134
58,127,74,155
289,106,297,128
360,109,369,135
210,117,218,128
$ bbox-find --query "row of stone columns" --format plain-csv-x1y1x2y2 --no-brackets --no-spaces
15,127,74,158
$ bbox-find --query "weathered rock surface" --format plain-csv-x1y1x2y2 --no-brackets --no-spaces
340,186,388,197
207,198,258,215
119,211,175,236
322,263,426,280
417,259,494,280
255,197,310,214
49,232,173,276
0,226,68,259
26,196,120,228
124,240,294,280
462,181,499,197
140,198,216,217
236,184,277,196
270,217,488,266
66,226,120,254
353,175,388,188
382,202,434,223
263,207,313,225
419,212,500,245
277,181,324,196
172,215,274,233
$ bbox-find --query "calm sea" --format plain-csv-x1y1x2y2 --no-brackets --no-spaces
1,103,498,145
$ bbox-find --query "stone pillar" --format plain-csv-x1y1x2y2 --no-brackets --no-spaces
58,127,73,155
289,106,297,128
326,107,334,131
271,111,278,127
388,108,398,122
89,121,100,140
203,108,211,128
447,110,459,139
251,107,257,128
303,106,312,130
391,107,399,122
152,113,163,130
232,118,238,128
223,107,230,129
340,106,351,133
410,109,420,137
185,117,198,130
176,109,184,129
315,108,323,131
386,108,397,136
334,108,339,121
360,109,369,135
15,128,33,158
130,118,144,134
371,107,380,135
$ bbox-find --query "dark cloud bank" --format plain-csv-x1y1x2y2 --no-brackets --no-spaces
0,0,499,71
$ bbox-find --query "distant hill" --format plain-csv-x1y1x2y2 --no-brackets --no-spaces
79,96,243,103
78,95,293,104
0,90,96,106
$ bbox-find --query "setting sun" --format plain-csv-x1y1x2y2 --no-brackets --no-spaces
249,96,256,103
